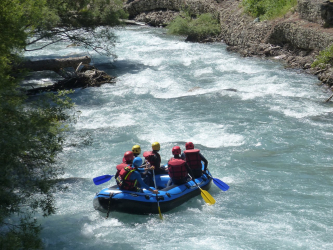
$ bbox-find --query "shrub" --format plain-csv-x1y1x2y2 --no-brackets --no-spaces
167,12,221,39
311,43,333,68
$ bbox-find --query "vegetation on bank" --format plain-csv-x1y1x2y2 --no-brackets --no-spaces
0,0,126,248
312,43,333,68
242,0,297,20
167,12,221,40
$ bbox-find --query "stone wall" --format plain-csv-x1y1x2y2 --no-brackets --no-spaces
298,0,333,27
267,21,333,50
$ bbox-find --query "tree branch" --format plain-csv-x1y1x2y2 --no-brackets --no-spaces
24,39,65,51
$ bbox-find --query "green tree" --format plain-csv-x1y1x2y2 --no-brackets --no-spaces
0,0,126,248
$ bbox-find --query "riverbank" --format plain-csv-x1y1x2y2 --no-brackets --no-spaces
124,0,333,92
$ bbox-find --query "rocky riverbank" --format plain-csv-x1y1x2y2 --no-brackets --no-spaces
124,0,333,91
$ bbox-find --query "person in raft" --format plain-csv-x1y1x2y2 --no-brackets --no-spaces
122,144,141,163
181,142,208,178
115,151,134,179
116,157,159,194
167,146,194,186
143,142,168,175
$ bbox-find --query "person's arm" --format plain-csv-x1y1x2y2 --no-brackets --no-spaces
131,172,158,194
199,153,208,171
115,170,120,179
185,163,194,179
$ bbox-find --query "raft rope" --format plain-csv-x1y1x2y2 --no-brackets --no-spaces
106,192,114,219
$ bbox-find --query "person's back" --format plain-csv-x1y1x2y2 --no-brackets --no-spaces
144,142,168,175
116,157,159,194
116,165,138,191
183,142,208,178
116,151,134,179
168,146,189,185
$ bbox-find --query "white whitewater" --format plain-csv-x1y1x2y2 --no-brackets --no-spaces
26,26,333,250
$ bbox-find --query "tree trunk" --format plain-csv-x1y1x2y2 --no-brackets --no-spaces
20,56,116,95
18,56,91,72
26,66,115,95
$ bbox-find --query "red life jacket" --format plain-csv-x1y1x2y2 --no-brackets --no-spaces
116,166,138,190
168,158,188,180
115,163,129,178
143,151,153,164
143,151,161,166
184,149,202,178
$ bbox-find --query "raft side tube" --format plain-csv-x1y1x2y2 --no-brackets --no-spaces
93,173,212,214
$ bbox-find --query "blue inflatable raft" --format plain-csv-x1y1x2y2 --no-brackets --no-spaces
93,172,213,214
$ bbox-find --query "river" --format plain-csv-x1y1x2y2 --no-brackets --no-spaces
25,26,333,250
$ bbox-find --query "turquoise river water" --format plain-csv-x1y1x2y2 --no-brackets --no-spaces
25,26,333,250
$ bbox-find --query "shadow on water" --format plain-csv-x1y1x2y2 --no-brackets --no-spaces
95,59,158,78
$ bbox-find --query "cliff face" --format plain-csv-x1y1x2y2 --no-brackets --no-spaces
124,0,333,87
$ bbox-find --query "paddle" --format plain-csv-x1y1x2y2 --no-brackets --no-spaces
189,174,216,205
93,175,114,185
213,178,229,191
205,169,229,191
152,169,163,220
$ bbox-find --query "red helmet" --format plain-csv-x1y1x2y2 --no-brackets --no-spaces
185,142,194,150
124,151,134,162
172,146,181,155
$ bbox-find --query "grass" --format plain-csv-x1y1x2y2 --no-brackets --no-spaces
242,0,297,20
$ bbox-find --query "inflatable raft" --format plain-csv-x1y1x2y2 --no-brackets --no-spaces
93,172,213,214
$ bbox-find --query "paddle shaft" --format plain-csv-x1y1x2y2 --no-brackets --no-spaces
152,169,163,220
188,174,216,205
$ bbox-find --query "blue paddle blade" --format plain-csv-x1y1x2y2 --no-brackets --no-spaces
93,175,113,185
213,178,229,191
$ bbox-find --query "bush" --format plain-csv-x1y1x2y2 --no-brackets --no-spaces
242,0,297,20
311,43,333,68
167,12,221,40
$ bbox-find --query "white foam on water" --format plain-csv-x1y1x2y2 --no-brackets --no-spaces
24,26,333,250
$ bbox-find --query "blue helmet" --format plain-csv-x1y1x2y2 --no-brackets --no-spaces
133,157,143,167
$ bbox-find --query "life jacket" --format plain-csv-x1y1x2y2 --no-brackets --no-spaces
116,166,138,190
115,163,129,178
143,151,160,166
116,163,128,172
168,158,188,180
184,149,202,178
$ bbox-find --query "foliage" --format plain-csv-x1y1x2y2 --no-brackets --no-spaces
0,0,125,248
311,43,333,68
30,0,128,56
0,0,128,56
0,70,77,248
242,0,297,20
167,12,221,40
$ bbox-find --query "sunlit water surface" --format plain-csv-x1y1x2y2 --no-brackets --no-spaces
25,26,333,250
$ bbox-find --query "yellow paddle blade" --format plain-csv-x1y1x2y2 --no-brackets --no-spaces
200,189,216,205
158,206,163,220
